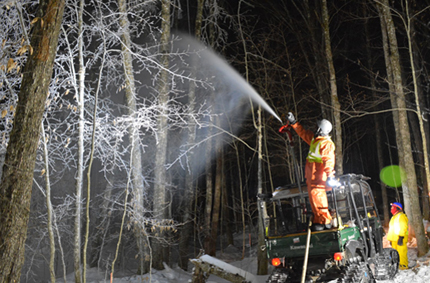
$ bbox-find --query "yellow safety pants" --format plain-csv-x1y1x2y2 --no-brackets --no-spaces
391,241,408,270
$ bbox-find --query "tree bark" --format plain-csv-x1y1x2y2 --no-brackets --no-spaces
203,126,214,254
178,0,205,270
117,0,149,273
233,141,246,259
405,1,430,221
378,0,429,257
222,176,233,247
41,124,56,283
375,116,390,226
152,0,171,270
322,0,343,175
203,0,217,257
363,3,390,226
206,122,223,256
302,0,329,117
256,106,268,275
74,0,86,281
0,0,65,282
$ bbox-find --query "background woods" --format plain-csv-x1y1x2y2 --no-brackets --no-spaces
1,0,430,282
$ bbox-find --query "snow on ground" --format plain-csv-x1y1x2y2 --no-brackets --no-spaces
57,224,430,283
379,247,430,283
57,244,430,283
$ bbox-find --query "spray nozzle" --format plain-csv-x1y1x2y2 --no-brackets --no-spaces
278,123,291,133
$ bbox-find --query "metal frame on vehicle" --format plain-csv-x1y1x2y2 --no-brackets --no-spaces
258,174,397,283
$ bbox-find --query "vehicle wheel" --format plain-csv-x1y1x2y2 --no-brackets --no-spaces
373,248,399,280
266,268,289,283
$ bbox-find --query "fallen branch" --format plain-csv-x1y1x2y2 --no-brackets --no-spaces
190,253,258,283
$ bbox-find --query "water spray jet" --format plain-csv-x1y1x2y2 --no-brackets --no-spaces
198,41,283,124
160,34,284,179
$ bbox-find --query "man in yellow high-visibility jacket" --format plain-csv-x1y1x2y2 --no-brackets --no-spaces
279,113,336,231
387,202,409,270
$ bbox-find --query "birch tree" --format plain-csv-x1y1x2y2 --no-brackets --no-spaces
73,0,86,281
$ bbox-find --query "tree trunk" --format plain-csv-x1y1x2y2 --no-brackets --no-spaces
222,168,233,247
74,0,86,281
378,1,404,205
303,0,329,117
363,3,390,226
375,117,390,226
204,126,214,254
256,106,268,275
405,1,430,221
152,0,171,270
233,141,246,259
288,0,328,117
206,123,223,256
0,1,65,282
237,1,267,272
378,0,429,257
203,0,217,256
41,124,56,283
179,0,205,270
117,0,149,273
410,15,430,220
322,0,343,175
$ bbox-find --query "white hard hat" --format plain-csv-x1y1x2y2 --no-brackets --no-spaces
317,119,332,136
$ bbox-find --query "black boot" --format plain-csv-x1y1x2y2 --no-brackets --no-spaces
311,224,324,231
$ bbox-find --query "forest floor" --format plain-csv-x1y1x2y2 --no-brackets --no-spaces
56,231,430,283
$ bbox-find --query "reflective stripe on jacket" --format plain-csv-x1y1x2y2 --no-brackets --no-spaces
307,138,323,163
291,122,335,185
387,212,408,242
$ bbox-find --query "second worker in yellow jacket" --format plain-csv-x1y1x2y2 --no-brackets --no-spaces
386,202,409,270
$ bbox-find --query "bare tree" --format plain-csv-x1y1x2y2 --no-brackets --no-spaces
206,120,223,256
152,0,172,270
73,0,86,281
377,0,429,257
40,124,56,282
322,0,343,175
117,0,149,274
403,0,430,221
178,0,205,271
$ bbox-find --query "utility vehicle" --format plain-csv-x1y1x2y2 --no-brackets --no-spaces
258,174,399,283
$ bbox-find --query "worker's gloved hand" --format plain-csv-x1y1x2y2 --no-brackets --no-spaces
287,112,296,125
326,177,340,187
279,124,290,133
398,236,404,246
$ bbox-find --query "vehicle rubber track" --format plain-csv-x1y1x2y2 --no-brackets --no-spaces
372,248,399,280
337,262,374,283
266,268,289,283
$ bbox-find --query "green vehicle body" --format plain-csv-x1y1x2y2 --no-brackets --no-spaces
259,174,395,282
266,226,363,259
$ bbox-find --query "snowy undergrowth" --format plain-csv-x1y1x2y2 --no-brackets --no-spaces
55,245,430,283
55,228,430,283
